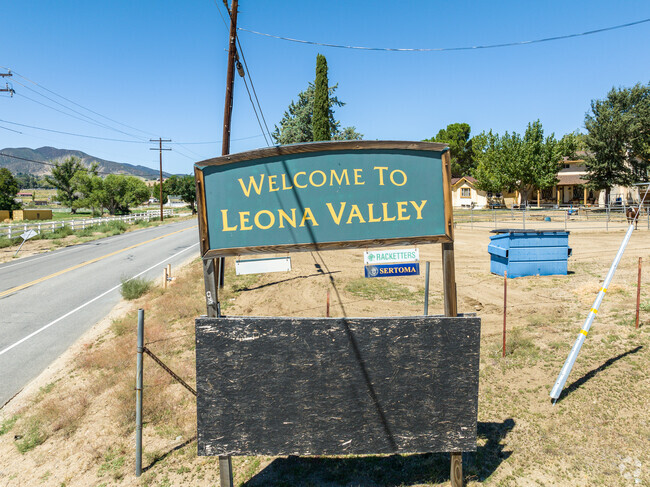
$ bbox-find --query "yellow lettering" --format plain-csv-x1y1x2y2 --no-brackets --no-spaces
330,169,350,186
410,200,427,219
353,168,365,185
281,173,293,190
254,210,275,230
397,201,410,221
268,175,279,192
294,171,307,188
300,208,319,227
309,170,327,187
221,209,237,231
346,204,366,224
390,169,407,186
238,175,265,197
278,208,297,228
367,204,381,222
382,202,396,222
374,166,388,185
326,202,347,225
239,211,253,231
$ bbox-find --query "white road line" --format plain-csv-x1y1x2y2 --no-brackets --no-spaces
0,243,199,357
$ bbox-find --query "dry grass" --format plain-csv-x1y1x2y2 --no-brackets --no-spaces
1,228,649,486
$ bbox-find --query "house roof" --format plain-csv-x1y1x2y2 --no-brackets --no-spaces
451,176,477,186
557,173,588,186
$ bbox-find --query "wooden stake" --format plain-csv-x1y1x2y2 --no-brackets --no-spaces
163,267,168,289
326,289,330,317
167,263,172,280
636,257,642,329
503,271,507,358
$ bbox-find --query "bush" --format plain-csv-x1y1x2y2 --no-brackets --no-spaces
120,277,152,300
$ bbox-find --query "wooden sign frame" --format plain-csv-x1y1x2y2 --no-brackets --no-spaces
195,140,469,487
194,140,453,259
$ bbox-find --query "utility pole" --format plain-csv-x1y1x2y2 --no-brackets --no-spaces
216,0,239,290
0,71,14,96
150,138,171,221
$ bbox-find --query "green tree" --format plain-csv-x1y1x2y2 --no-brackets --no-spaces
313,54,331,141
0,168,21,211
72,171,104,216
425,123,474,177
472,121,561,205
151,181,168,205
584,83,650,203
165,175,197,214
45,156,84,213
273,80,362,145
101,175,150,215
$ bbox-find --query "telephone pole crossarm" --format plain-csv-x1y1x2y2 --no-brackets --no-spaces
150,138,172,221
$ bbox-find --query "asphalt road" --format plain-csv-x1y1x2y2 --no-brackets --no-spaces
0,217,201,407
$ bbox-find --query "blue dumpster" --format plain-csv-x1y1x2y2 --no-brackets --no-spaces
488,229,572,278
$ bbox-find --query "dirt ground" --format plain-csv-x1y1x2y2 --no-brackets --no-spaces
0,224,649,486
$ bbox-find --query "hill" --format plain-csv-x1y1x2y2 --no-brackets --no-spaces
0,146,170,178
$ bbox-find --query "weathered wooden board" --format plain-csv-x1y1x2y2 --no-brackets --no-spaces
196,316,480,456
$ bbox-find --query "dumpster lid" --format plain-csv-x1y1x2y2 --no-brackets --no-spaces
490,228,570,234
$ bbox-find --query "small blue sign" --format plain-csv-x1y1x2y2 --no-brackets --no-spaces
365,263,420,278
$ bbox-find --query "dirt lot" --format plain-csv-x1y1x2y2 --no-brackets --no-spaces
0,225,648,486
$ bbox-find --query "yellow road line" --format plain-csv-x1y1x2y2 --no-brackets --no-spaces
0,225,197,298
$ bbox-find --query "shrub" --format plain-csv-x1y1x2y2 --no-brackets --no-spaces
120,277,152,300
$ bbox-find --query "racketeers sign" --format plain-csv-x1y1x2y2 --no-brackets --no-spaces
195,141,452,258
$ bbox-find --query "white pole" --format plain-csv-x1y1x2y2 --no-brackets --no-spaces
550,223,635,402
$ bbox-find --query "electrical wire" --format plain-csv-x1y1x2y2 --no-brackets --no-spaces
10,79,148,141
0,66,159,139
214,0,274,145
0,118,150,143
241,73,270,146
238,17,650,52
237,37,273,143
0,125,23,134
0,151,116,176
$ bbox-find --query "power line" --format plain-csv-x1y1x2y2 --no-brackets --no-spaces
0,66,159,139
215,0,273,145
238,17,650,52
0,117,264,145
0,125,22,134
0,118,150,143
0,151,114,176
11,78,148,141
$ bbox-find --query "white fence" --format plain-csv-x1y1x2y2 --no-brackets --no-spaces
0,209,175,239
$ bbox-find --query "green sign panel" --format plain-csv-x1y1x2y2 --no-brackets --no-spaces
195,141,452,258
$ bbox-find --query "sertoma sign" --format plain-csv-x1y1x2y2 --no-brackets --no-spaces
195,141,452,258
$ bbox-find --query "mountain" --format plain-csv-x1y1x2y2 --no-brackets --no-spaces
0,147,171,178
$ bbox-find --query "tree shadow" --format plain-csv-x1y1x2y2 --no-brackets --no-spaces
556,346,643,403
242,420,515,486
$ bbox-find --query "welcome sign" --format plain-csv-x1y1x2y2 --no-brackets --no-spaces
195,141,452,258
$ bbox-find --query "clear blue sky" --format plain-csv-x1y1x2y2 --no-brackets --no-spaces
1,0,649,175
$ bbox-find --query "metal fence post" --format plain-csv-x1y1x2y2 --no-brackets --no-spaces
136,309,144,477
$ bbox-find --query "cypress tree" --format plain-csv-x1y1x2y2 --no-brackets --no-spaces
313,54,330,141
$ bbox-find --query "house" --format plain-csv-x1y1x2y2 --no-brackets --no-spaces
538,155,640,206
451,177,517,208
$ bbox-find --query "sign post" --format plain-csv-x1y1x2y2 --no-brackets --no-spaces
14,229,38,257
194,141,475,487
